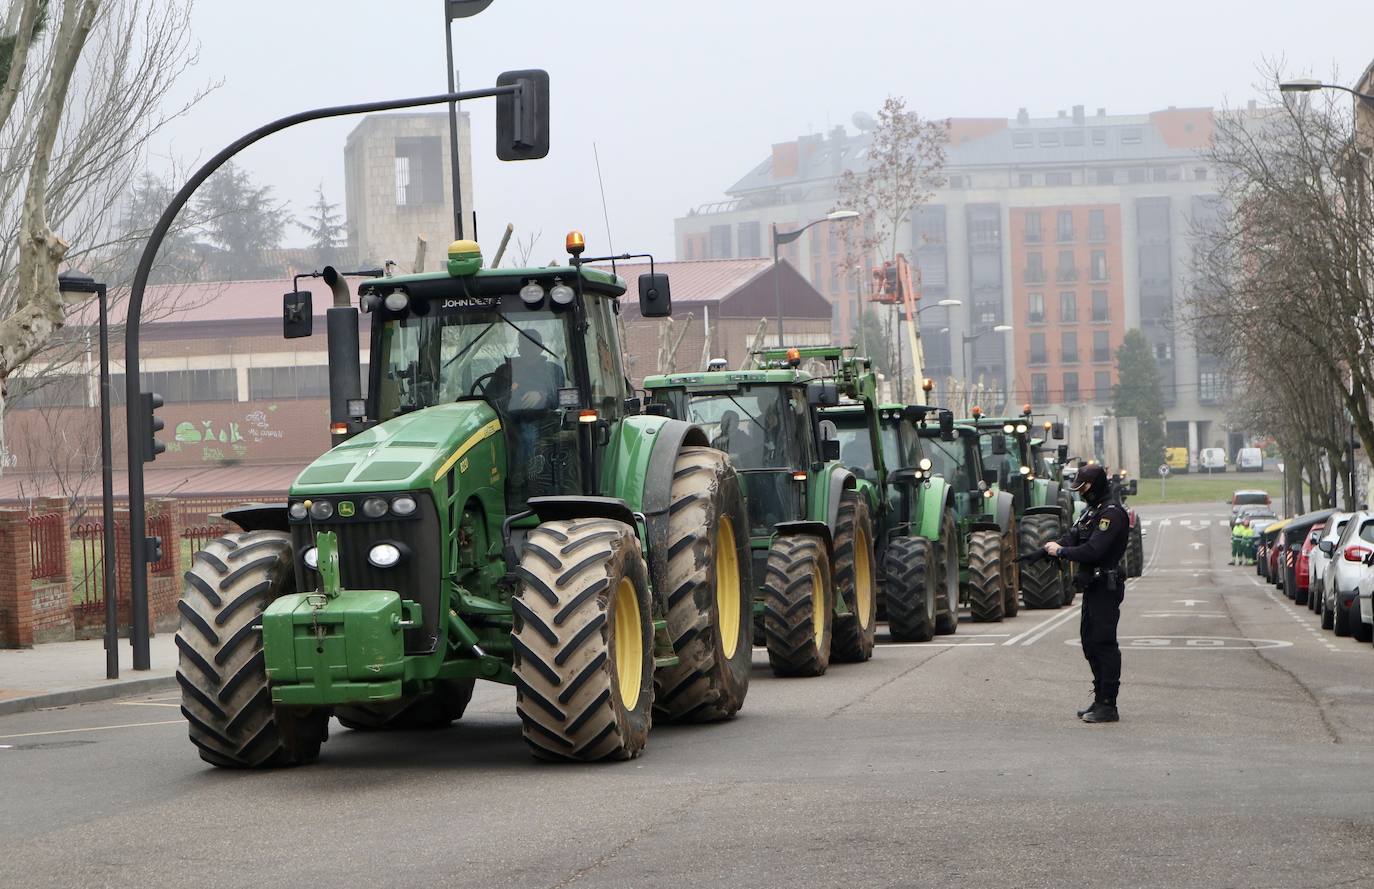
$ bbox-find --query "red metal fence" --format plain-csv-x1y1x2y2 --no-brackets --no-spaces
28,512,64,580
72,522,108,609
182,524,229,556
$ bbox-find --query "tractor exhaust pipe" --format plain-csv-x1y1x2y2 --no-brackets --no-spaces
323,266,362,445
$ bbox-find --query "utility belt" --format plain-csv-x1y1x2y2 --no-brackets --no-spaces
1074,566,1121,591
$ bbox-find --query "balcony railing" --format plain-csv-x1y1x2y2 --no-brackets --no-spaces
1028,311,1045,324
1024,268,1046,283
1056,267,1079,282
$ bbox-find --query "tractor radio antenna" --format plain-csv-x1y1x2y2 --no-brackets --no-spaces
593,142,617,276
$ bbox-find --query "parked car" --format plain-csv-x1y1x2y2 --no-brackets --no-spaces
1310,512,1353,619
1278,510,1333,603
1295,523,1324,607
1257,518,1289,580
1236,447,1264,472
1200,447,1227,473
1165,447,1190,474
1230,490,1273,527
1320,511,1374,641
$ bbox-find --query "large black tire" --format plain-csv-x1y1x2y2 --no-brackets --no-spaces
934,510,960,635
1057,490,1075,533
832,490,878,661
1355,609,1374,644
884,537,934,642
762,534,834,677
1000,517,1020,618
1126,523,1144,577
1320,582,1334,630
336,679,475,731
648,447,753,722
967,530,1005,622
1019,514,1064,609
176,531,329,768
512,518,654,761
1333,586,1353,637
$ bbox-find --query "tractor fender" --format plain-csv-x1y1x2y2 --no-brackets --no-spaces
222,503,289,533
1022,505,1062,519
814,465,857,531
774,520,833,558
988,490,1014,532
913,477,954,541
526,495,638,529
967,520,1001,535
1042,479,1061,510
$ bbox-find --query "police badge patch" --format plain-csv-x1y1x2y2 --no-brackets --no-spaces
1098,518,1111,531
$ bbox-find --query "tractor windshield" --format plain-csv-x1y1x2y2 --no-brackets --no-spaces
925,435,979,491
682,387,808,471
980,433,1029,487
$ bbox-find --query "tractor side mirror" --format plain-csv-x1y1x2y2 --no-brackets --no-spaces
821,438,841,461
1125,479,1138,496
806,380,839,407
982,469,999,487
283,290,313,339
638,273,672,318
939,410,954,441
644,401,670,418
1057,444,1068,463
991,433,1007,456
1052,421,1065,440
495,69,550,161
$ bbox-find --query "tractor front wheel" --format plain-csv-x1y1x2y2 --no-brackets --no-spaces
832,490,878,661
650,446,753,723
1019,514,1064,609
1125,523,1144,577
513,519,654,761
176,531,329,768
884,536,934,642
762,535,834,677
1000,516,1020,617
934,511,960,635
967,530,1005,622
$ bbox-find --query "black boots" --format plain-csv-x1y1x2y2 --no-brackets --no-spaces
1082,702,1120,723
1077,700,1097,718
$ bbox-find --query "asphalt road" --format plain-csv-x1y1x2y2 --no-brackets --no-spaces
5,502,1374,889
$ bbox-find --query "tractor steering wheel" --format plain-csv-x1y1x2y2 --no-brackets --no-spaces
469,371,499,398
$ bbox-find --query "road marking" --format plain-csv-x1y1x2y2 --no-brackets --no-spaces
1141,612,1227,618
0,744,11,749
1200,520,1213,527
1021,606,1083,646
0,719,181,740
1189,542,1205,551
1176,599,1205,607
1158,519,1172,527
1181,519,1193,526
1003,607,1080,645
115,701,181,708
1067,636,1293,651
881,642,996,648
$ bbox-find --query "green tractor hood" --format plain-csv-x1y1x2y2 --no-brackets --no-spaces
291,402,504,495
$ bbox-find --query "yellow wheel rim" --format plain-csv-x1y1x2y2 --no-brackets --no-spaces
811,566,825,649
612,577,643,706
715,515,742,659
853,527,873,629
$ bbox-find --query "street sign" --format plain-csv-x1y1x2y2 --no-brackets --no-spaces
1158,464,1170,478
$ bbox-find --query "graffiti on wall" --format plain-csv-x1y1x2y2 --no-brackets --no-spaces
168,406,287,463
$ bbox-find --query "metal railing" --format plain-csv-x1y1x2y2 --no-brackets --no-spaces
28,513,64,581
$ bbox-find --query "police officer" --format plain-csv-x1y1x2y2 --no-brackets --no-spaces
1045,464,1129,723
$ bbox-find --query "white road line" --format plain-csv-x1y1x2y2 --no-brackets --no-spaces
1003,607,1080,645
1021,606,1083,646
0,719,182,740
1200,520,1213,527
881,642,996,648
1181,519,1193,526
115,701,180,708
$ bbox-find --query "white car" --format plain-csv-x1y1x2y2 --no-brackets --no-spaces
1236,447,1264,472
1199,447,1227,472
1310,512,1353,614
1321,511,1374,641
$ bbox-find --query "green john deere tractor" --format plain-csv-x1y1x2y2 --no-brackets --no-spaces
176,236,755,767
643,347,880,677
820,399,961,643
963,407,1073,610
914,418,1018,623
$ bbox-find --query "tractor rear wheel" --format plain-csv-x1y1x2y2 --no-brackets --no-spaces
650,446,753,723
513,519,654,761
1018,514,1064,609
1000,516,1020,617
762,534,834,677
1125,524,1144,577
884,537,934,642
176,531,329,768
967,530,1005,622
336,679,475,731
832,490,878,661
934,511,960,635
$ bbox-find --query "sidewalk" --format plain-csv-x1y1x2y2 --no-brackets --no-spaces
0,634,178,716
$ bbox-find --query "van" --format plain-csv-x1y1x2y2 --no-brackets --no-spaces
1236,447,1263,472
1200,447,1227,472
1165,447,1190,473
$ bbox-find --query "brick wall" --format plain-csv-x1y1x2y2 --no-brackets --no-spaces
0,508,34,648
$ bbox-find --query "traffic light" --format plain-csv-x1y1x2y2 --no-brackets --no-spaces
146,535,164,564
140,391,166,462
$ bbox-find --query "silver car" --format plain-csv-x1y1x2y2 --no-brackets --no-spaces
1309,512,1352,615
1320,511,1374,640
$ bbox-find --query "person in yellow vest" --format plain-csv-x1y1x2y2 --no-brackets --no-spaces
1238,519,1258,565
1230,520,1246,565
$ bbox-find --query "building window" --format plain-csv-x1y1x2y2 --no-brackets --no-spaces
1013,132,1033,148
1090,250,1108,281
1095,168,1114,185
1045,171,1072,187
1056,249,1077,281
120,369,237,404
1155,342,1173,362
1093,330,1111,363
1121,128,1143,145
1029,333,1048,365
914,206,946,245
1057,210,1074,242
393,136,444,207
1061,331,1079,364
1092,289,1110,321
1152,166,1170,182
1032,373,1048,402
1018,172,1033,187
1039,132,1060,147
1063,130,1084,147
1127,167,1148,184
685,238,696,260
1194,167,1208,181
948,175,967,189
737,221,762,258
6,374,87,409
1025,211,1041,243
709,224,733,259
1091,130,1107,146
1094,370,1112,401
248,365,330,400
1063,372,1080,402
1199,370,1227,403
1059,291,1077,322
1024,252,1045,283
1028,292,1045,323
969,211,1001,246
1088,209,1106,241
975,301,999,324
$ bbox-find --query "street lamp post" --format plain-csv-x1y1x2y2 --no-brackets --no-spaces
962,323,1013,409
1279,79,1374,103
443,0,496,240
58,272,117,680
772,209,859,347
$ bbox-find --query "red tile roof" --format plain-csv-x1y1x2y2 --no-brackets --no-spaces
0,463,304,501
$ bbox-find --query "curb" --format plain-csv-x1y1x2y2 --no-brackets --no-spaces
0,675,178,717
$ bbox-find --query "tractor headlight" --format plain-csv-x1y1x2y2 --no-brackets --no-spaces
1019,465,1032,475
288,502,309,521
362,497,389,519
391,495,418,517
309,500,334,520
367,543,402,568
302,547,319,569
1003,423,1015,433
383,291,409,312
919,457,933,472
519,281,545,306
550,281,576,305
1016,424,1028,433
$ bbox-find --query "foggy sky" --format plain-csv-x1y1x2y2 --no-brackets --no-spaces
152,0,1372,265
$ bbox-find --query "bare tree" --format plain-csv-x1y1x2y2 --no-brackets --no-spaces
512,228,542,267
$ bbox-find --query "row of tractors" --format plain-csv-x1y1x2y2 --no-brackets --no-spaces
174,238,1137,768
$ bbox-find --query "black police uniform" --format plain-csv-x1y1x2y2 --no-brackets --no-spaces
1054,472,1130,721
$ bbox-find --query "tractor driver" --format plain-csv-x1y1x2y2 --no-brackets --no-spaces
491,329,567,500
